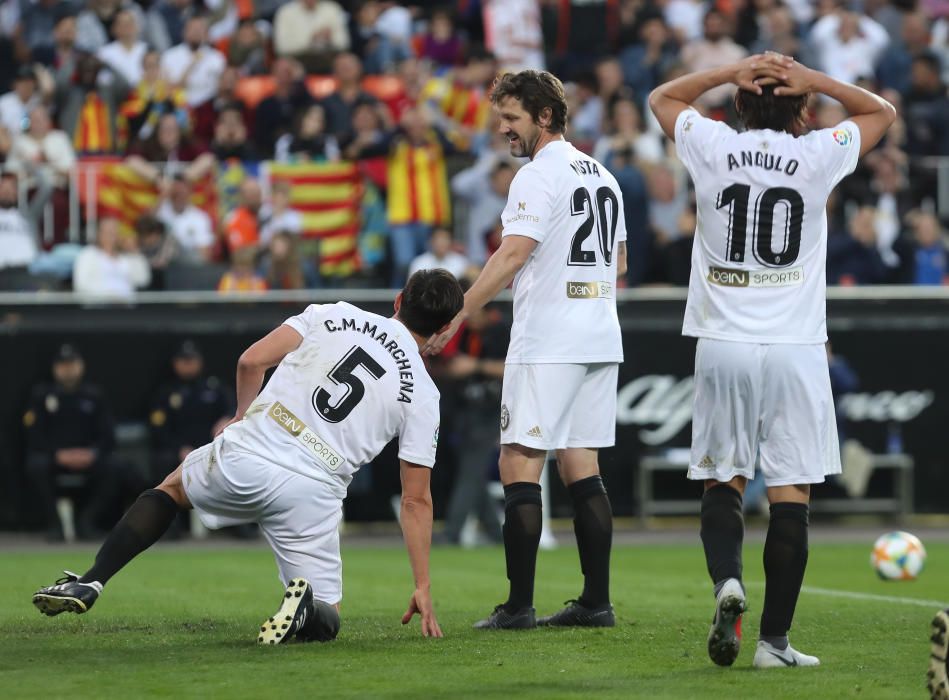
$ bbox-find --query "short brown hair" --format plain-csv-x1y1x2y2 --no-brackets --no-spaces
734,85,809,134
398,269,464,337
491,70,568,134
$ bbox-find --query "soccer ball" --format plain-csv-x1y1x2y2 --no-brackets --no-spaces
871,531,926,581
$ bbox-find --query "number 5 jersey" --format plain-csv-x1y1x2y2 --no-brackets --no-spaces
223,302,441,498
674,108,861,344
499,140,626,365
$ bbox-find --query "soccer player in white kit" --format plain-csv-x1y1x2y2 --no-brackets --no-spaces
649,54,895,668
425,70,628,630
32,270,464,643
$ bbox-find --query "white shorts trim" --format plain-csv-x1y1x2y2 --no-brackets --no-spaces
182,437,344,603
688,339,841,487
500,363,618,450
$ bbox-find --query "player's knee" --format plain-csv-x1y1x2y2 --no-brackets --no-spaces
705,476,747,497
303,600,341,642
155,470,191,509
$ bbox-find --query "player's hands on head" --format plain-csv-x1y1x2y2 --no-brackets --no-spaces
401,587,443,638
770,59,818,97
733,53,793,94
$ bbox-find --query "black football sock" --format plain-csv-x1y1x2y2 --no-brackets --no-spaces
569,475,612,608
760,502,809,640
700,484,745,593
79,489,181,585
502,482,542,613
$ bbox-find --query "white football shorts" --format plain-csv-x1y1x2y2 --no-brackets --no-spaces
688,338,841,486
181,436,343,604
499,362,618,450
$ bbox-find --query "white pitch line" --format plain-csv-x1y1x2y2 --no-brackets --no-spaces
800,585,949,609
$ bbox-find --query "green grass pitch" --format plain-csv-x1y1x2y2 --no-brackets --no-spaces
2,540,944,698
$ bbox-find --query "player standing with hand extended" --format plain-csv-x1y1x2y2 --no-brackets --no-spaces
425,70,628,629
33,270,463,643
649,53,895,668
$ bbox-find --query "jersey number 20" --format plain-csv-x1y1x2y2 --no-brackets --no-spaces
313,346,386,423
717,184,804,267
568,186,619,266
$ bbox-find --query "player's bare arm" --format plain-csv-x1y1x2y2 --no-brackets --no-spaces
398,459,443,638
422,234,537,356
648,54,793,139
220,324,304,433
771,61,896,156
617,242,627,279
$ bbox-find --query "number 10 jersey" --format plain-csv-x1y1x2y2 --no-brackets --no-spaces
500,140,626,364
223,302,441,498
674,109,861,344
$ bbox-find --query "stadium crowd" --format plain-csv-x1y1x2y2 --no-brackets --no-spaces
0,0,946,292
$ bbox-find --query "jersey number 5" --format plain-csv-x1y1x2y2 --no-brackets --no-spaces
717,184,804,267
568,186,619,266
313,346,386,424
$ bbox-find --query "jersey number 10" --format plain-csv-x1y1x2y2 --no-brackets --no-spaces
568,186,619,266
717,184,804,267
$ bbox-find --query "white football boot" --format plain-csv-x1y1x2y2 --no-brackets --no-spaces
753,639,820,668
707,578,746,667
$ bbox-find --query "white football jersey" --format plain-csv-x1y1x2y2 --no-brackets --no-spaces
501,140,626,364
223,302,441,498
674,109,861,344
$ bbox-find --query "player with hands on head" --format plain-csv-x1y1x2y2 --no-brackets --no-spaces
426,69,628,631
649,53,895,668
33,270,463,643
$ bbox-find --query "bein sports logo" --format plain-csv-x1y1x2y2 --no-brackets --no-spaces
615,375,933,445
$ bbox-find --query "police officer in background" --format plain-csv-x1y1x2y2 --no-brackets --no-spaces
149,340,234,482
23,344,118,541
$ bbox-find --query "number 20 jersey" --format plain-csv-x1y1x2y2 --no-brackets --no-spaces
674,109,861,344
223,302,441,498
500,140,627,364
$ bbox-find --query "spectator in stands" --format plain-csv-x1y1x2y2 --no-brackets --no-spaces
350,106,456,287
663,0,705,43
877,11,932,97
274,103,339,162
75,0,154,54
809,7,890,86
482,0,545,72
228,18,267,76
0,66,40,136
418,8,465,69
18,0,64,57
191,65,248,143
253,57,315,157
56,53,129,155
827,207,889,285
748,4,814,70
420,47,495,149
126,112,215,184
593,97,663,168
259,180,303,246
73,216,151,297
149,0,193,50
32,6,81,81
339,100,388,188
680,8,747,110
904,52,949,156
156,174,215,263
567,72,604,144
450,156,514,265
369,0,412,69
148,339,234,484
647,161,689,245
594,57,633,115
223,177,263,254
217,245,266,292
909,211,948,285
619,14,678,108
608,146,651,287
408,227,469,280
5,104,76,223
0,172,38,270
273,0,349,73
655,206,695,286
96,8,148,87
160,14,226,109
543,0,621,80
864,152,915,279
136,213,178,290
260,230,320,289
118,50,188,150
210,104,257,162
23,343,118,540
321,52,380,143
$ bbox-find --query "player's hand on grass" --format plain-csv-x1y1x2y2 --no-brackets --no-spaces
401,587,443,638
732,53,793,94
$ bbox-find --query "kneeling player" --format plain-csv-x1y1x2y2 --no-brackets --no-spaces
32,270,464,642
